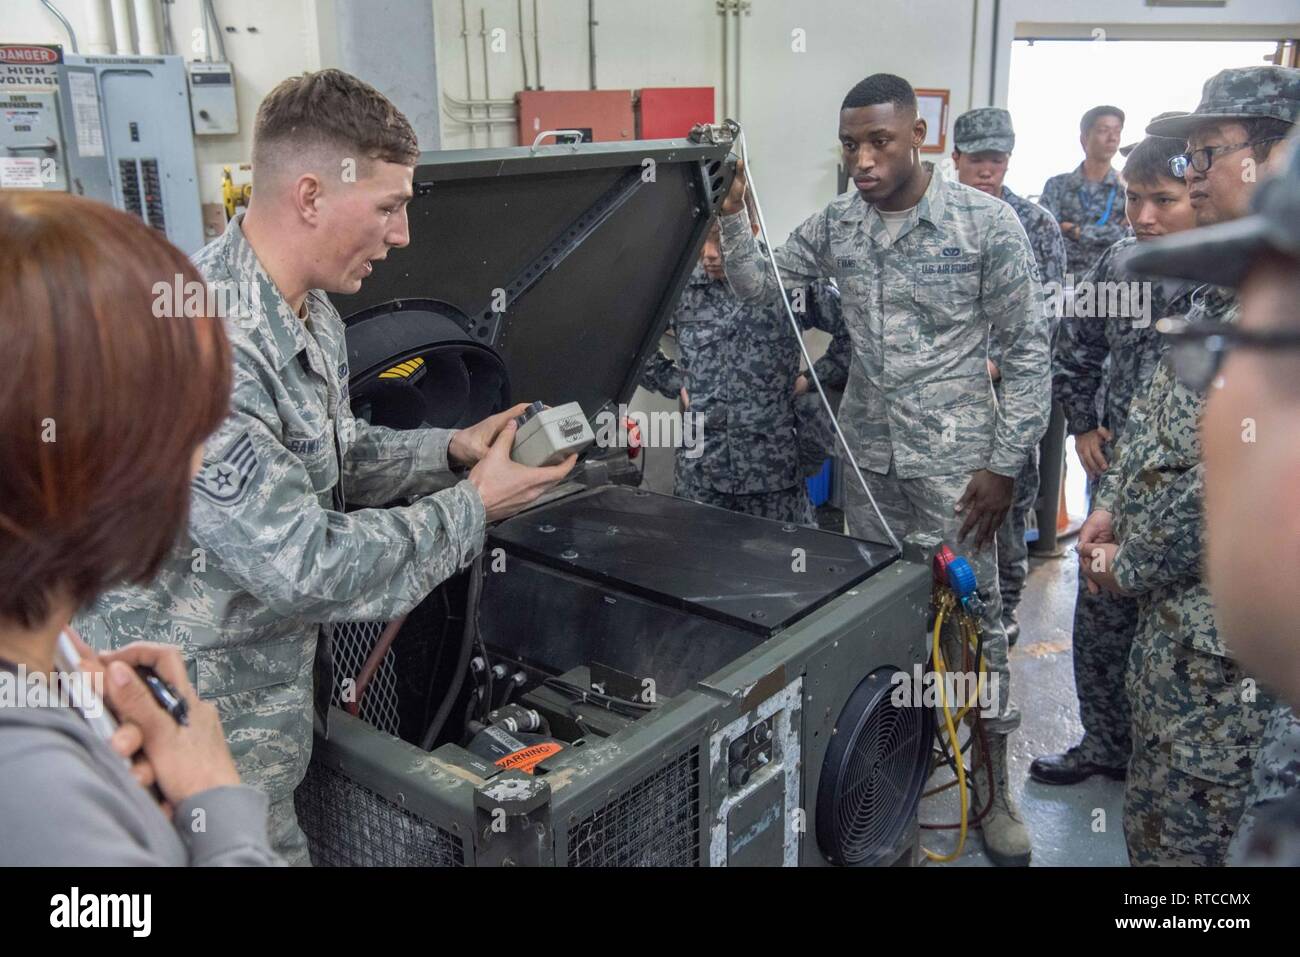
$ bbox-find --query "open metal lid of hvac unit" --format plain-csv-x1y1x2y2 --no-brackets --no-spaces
332,135,736,429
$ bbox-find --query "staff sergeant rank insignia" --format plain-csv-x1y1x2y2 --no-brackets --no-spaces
193,431,259,506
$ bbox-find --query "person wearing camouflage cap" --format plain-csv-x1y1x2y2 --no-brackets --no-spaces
1078,66,1298,865
1119,111,1188,157
1033,133,1200,789
951,107,1067,646
1152,65,1300,227
1040,105,1130,276
1127,129,1300,867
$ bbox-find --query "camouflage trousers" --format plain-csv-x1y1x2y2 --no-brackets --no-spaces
845,464,1018,733
1228,703,1300,864
1069,582,1137,767
995,448,1040,621
1124,629,1272,866
271,794,313,866
673,472,815,527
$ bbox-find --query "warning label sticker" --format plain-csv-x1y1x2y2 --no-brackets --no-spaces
67,70,103,157
0,157,44,189
494,742,563,774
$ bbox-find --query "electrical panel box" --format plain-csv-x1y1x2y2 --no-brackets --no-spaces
637,87,715,139
516,89,635,145
187,61,239,136
56,53,204,254
0,86,67,190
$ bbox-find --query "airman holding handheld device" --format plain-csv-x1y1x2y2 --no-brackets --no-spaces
76,70,575,865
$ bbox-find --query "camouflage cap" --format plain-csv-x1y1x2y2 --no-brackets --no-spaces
1127,132,1300,286
953,107,1015,154
1120,111,1188,156
1147,66,1300,138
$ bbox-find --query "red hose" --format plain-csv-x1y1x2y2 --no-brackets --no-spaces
347,615,407,718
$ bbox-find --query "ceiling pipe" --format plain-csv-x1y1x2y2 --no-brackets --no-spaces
132,0,162,56
109,0,136,55
83,0,114,54
533,0,543,89
39,0,79,52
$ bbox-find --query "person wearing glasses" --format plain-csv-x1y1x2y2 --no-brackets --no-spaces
1032,132,1198,789
1076,65,1299,866
1126,131,1300,865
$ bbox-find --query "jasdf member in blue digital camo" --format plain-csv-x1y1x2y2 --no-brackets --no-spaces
950,106,1066,645
719,74,1050,867
1031,132,1199,789
1081,65,1300,866
1041,105,1130,277
640,205,848,525
75,71,574,866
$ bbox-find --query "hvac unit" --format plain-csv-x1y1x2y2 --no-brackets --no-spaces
293,131,935,866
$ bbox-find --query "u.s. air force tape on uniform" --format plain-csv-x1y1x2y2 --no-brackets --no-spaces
193,431,259,506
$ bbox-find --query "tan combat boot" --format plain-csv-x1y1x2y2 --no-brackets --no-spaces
977,729,1032,866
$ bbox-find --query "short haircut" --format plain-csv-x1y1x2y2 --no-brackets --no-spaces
842,73,917,114
1241,117,1295,162
0,193,232,628
252,68,419,177
1081,105,1125,136
1123,135,1188,186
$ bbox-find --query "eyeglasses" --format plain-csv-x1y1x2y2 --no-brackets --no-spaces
1168,137,1286,178
1160,317,1300,391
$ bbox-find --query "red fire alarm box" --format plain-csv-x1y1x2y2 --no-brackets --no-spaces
637,87,716,139
516,90,635,145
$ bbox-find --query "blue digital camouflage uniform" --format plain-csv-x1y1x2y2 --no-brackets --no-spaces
1094,288,1274,866
1229,704,1300,863
991,186,1066,622
1040,164,1130,278
719,164,1052,732
1122,65,1300,867
640,263,845,525
1053,237,1198,769
75,214,487,865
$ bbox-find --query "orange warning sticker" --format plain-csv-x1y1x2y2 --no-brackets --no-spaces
494,742,563,774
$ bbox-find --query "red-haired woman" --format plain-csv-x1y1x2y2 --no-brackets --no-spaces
0,192,278,865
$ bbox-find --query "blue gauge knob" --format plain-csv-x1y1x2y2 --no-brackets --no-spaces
945,556,977,602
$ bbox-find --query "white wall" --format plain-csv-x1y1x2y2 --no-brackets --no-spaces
3,0,329,204
434,0,984,240
7,0,1297,231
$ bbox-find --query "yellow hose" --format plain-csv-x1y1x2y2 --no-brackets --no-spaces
923,593,969,862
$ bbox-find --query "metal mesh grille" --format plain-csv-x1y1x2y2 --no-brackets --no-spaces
331,621,400,736
295,760,464,867
567,747,701,867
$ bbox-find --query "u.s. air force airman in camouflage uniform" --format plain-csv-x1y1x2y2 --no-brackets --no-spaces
639,224,845,525
76,214,487,865
719,74,1050,865
951,108,1067,641
73,70,573,866
1084,65,1300,866
1034,134,1201,787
